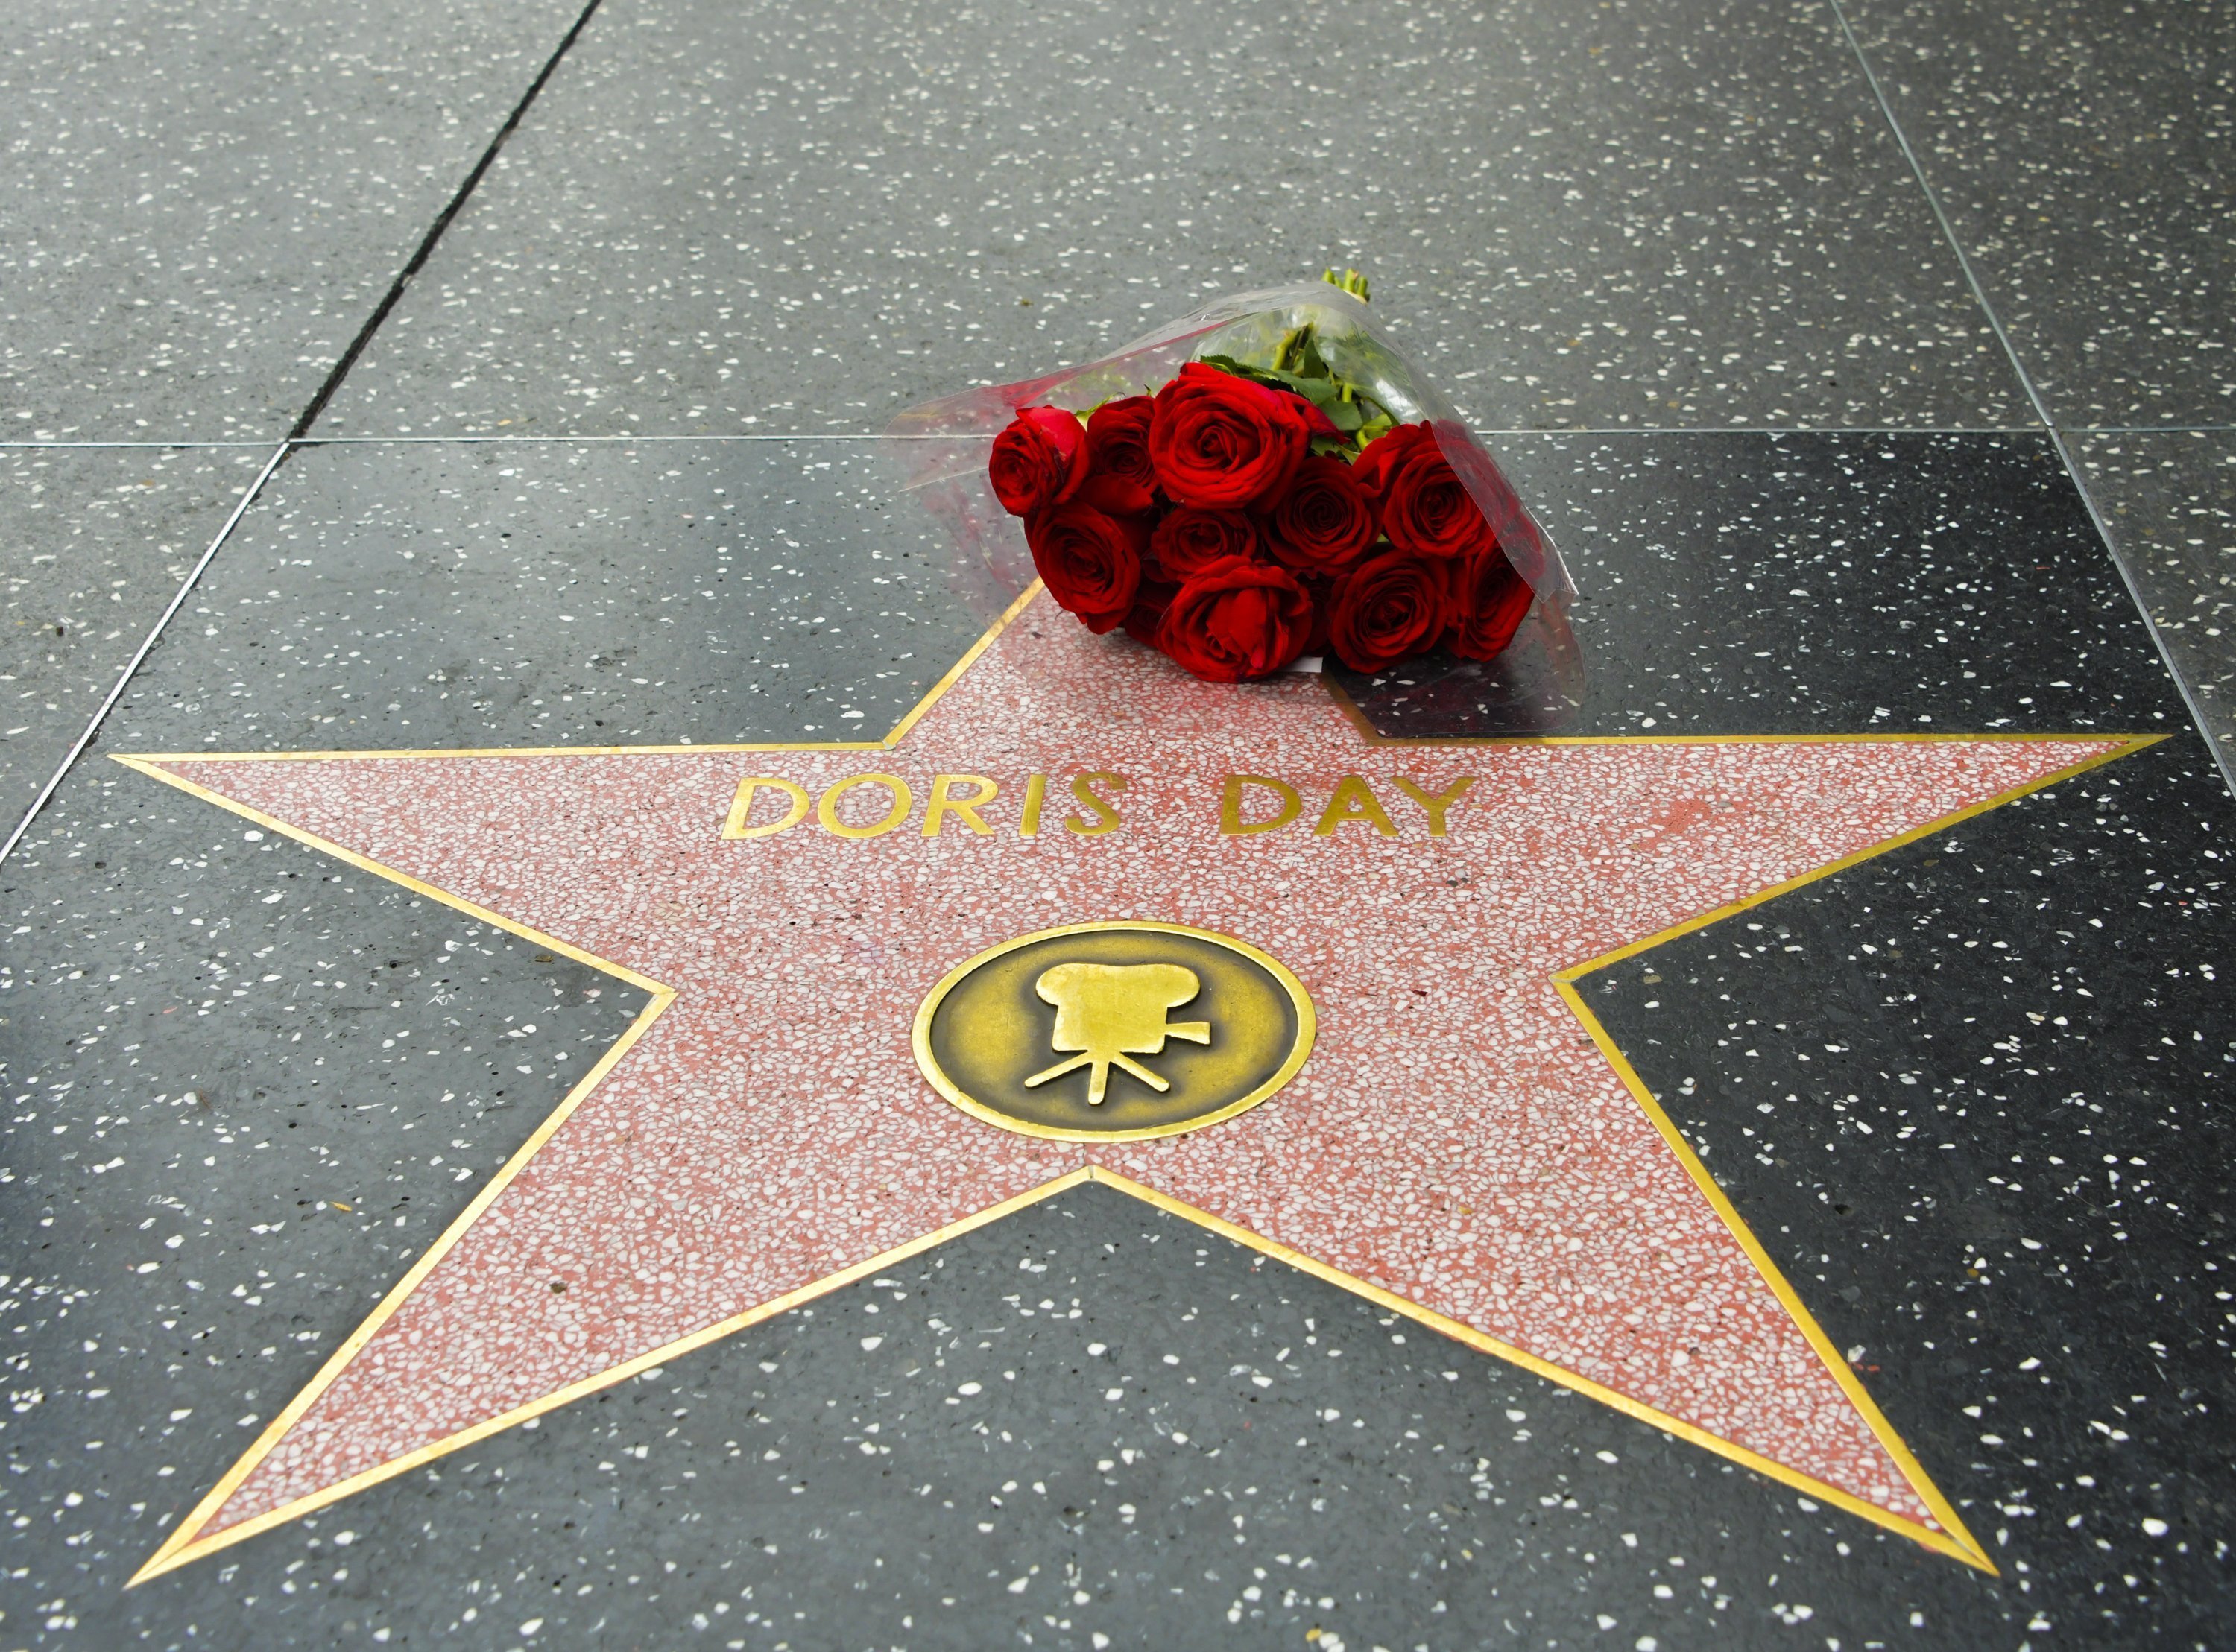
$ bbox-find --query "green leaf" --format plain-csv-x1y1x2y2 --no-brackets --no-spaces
1194,354,1392,431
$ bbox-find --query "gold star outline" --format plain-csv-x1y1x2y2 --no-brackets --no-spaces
116,582,2162,1581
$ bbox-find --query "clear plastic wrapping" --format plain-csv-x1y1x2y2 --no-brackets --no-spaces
888,282,1582,725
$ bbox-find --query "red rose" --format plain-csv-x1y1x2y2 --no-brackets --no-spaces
1121,577,1178,648
988,405,1088,517
1148,362,1313,510
1447,544,1534,661
1150,507,1263,581
1027,503,1144,634
1348,420,1434,499
1327,549,1453,672
1352,422,1496,560
1296,575,1335,655
1077,396,1159,516
1266,455,1378,575
1154,557,1313,682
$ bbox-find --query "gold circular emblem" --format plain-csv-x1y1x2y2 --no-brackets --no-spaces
912,921,1316,1142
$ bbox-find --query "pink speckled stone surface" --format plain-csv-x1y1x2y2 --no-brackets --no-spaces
154,593,2125,1544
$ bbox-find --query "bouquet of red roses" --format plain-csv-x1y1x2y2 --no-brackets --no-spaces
893,275,1574,693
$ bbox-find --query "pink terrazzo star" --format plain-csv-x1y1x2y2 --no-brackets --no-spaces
126,588,2150,1578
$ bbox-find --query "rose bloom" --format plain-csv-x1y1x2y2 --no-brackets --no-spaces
1150,507,1263,581
1351,422,1496,560
1266,455,1378,575
1027,503,1144,634
1447,543,1534,661
1347,421,1433,501
1295,574,1335,655
989,405,1088,517
1154,557,1313,682
1077,396,1159,516
1120,577,1179,649
1148,363,1314,510
1327,548,1453,671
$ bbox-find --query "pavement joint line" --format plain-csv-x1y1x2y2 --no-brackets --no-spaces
0,0,613,864
0,439,291,865
1826,0,2236,803
288,0,609,441
319,425,2052,440
9,0,2225,858
6,425,2232,448
2074,423,2236,436
136,425,2081,444
0,440,280,449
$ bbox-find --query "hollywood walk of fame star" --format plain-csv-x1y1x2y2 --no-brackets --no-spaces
117,583,2156,1582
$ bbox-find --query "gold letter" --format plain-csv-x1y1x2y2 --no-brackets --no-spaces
1020,772,1049,837
1392,774,1475,837
816,773,914,839
923,773,1000,836
1221,774,1301,836
1313,774,1397,836
722,776,811,840
1065,770,1126,835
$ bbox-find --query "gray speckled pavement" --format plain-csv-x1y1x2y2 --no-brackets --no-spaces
0,0,587,442
0,446,268,826
308,0,2029,437
1845,0,2235,431
3,0,2234,1648
2074,431,2236,768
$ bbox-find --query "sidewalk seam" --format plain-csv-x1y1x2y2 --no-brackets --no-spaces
0,0,613,862
1826,0,2235,800
289,0,608,441
0,441,290,864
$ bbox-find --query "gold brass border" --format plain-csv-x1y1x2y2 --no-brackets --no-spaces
910,920,1318,1143
107,574,2169,1583
130,1161,1096,1584
1084,1168,1995,1570
1545,730,2164,1577
113,757,678,1586
130,1163,2000,1585
119,584,1044,1585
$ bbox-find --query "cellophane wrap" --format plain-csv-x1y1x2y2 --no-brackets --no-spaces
887,282,1582,730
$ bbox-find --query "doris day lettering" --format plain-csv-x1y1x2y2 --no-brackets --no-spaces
720,770,1478,841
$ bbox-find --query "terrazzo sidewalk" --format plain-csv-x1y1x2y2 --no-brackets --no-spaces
1,0,2231,1647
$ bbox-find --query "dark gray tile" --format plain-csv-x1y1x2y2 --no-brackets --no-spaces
44,1177,2200,1650
1587,733,2236,1651
1344,431,2188,741
1846,0,2235,428
0,446,268,830
0,0,584,440
6,429,2231,1645
0,758,648,1643
109,439,985,754
314,0,2031,439
2075,428,2236,764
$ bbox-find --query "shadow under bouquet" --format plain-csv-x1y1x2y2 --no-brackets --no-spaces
893,274,1578,709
